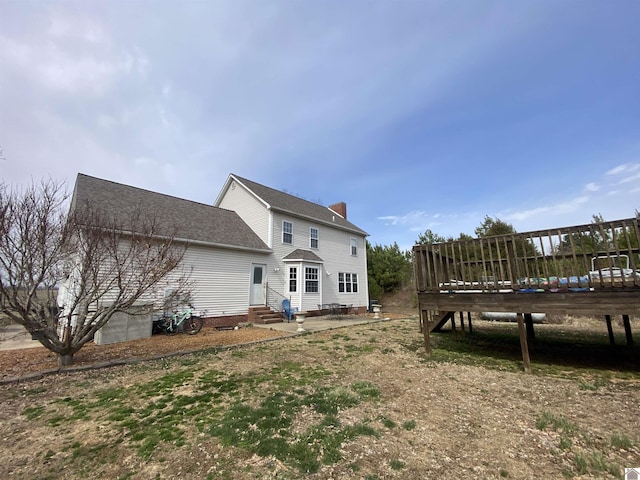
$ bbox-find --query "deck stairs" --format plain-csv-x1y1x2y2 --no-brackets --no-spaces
248,306,284,325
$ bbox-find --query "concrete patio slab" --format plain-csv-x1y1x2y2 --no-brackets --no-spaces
251,314,391,334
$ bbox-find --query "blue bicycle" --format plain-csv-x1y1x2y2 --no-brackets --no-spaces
154,305,203,335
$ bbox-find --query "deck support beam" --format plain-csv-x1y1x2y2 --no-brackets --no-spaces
524,313,535,341
422,310,431,357
623,315,633,348
516,313,532,373
605,315,615,345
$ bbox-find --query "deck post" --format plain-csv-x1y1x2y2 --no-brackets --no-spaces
422,310,431,357
451,311,457,339
459,311,465,334
605,315,615,345
516,313,532,373
622,315,633,348
467,312,473,334
524,313,535,341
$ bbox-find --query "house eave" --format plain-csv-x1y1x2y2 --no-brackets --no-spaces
175,236,272,254
269,206,368,236
283,258,324,264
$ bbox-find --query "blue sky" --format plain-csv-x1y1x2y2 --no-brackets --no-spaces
1,1,639,251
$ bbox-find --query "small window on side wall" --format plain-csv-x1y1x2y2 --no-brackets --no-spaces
283,221,293,244
289,267,297,293
350,238,357,256
338,272,358,293
310,227,319,249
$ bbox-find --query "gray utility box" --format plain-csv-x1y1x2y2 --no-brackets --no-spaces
94,306,152,345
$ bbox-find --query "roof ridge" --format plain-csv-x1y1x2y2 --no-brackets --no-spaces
231,173,327,208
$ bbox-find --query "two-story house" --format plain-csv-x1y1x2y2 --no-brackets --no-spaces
215,174,369,315
64,173,369,329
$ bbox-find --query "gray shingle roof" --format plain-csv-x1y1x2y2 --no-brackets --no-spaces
282,249,324,262
230,174,368,236
71,174,270,252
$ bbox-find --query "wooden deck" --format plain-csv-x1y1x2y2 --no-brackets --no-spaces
413,217,640,371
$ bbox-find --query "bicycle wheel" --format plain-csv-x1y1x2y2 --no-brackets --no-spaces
183,315,203,335
157,316,172,335
163,316,178,336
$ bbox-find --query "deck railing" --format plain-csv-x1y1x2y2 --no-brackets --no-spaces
413,217,640,293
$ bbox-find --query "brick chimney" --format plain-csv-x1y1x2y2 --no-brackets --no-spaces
329,202,347,219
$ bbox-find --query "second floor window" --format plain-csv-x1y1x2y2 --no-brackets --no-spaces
350,238,357,256
283,221,293,244
310,227,319,249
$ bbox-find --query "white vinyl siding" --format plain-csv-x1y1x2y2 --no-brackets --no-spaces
61,241,272,318
271,211,368,312
215,195,369,313
217,180,271,246
174,245,270,316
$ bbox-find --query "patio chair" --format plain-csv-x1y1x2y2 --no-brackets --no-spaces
282,299,298,322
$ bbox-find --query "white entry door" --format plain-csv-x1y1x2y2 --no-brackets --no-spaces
249,264,266,305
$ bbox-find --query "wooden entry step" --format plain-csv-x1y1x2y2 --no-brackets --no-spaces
248,306,283,324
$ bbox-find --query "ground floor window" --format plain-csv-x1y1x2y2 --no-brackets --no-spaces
305,267,319,293
338,272,358,293
288,267,297,292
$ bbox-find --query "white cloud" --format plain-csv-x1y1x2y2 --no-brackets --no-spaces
47,12,106,43
162,82,172,98
97,114,118,129
606,163,640,176
377,210,428,226
0,10,147,96
616,172,640,185
584,182,599,192
501,196,590,222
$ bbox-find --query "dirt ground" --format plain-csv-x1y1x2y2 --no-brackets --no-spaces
0,311,638,479
0,325,290,380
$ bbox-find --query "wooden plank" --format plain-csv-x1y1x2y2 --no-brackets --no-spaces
516,313,532,374
623,314,634,348
422,309,431,357
417,291,640,316
431,311,455,333
524,313,535,341
605,315,615,345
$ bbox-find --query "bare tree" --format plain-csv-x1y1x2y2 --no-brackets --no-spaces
0,179,190,367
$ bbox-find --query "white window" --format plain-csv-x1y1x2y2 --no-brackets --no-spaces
338,273,358,293
283,221,293,244
288,267,297,292
350,238,357,256
305,267,319,293
310,227,319,249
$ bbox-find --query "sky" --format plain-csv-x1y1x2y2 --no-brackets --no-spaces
1,0,639,251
